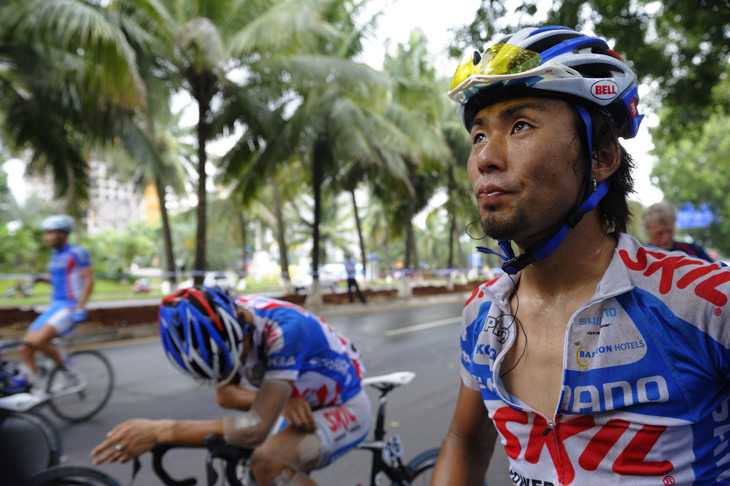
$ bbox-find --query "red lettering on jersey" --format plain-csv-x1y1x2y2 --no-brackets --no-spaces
316,384,329,407
694,271,730,307
644,255,703,294
324,406,357,432
613,424,673,476
580,418,631,470
493,407,673,483
620,247,730,306
493,407,529,458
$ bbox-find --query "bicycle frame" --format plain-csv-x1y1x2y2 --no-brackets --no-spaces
357,371,421,486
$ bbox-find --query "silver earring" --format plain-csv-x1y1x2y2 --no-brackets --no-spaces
592,179,598,193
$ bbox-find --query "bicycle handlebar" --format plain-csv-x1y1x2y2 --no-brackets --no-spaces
151,443,198,486
150,434,252,486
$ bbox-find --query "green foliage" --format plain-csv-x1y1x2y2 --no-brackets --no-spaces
651,103,730,256
0,224,46,274
86,223,159,276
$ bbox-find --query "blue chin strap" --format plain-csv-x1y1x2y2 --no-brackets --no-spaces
476,104,610,275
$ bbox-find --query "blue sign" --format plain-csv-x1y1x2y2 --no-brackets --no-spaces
676,203,715,229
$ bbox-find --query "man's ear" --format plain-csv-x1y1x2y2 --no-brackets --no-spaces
592,139,621,183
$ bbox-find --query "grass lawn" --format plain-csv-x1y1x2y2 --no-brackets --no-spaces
0,276,283,308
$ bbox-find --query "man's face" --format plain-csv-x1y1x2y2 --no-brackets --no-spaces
646,220,674,250
466,96,585,247
43,230,68,249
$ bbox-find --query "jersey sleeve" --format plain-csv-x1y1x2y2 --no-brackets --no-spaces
260,312,309,383
71,246,92,268
460,295,488,391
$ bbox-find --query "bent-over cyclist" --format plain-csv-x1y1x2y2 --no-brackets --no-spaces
92,286,371,486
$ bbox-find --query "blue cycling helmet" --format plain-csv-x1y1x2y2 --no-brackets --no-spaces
158,286,246,387
449,25,643,139
449,26,644,274
41,215,75,233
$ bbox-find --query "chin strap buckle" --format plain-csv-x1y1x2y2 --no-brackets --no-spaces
501,253,535,275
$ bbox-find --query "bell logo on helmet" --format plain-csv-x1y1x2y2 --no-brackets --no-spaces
591,80,619,100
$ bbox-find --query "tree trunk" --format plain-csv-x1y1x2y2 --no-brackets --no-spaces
350,188,367,285
401,159,416,297
305,138,326,308
272,180,293,293
192,74,213,287
446,164,456,271
156,174,177,289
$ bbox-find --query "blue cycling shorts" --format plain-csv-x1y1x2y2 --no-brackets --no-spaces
29,300,77,337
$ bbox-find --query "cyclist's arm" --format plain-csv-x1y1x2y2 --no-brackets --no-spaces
223,378,292,446
217,383,256,410
91,417,224,464
218,382,315,432
431,382,497,485
76,265,94,310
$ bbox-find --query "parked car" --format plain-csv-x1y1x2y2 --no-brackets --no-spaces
132,277,150,293
179,271,237,295
292,268,341,294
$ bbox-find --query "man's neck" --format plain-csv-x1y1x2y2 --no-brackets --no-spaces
515,216,618,297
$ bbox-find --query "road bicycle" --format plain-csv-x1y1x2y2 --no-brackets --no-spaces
26,466,123,486
0,337,114,422
146,371,474,486
0,392,122,486
0,402,62,475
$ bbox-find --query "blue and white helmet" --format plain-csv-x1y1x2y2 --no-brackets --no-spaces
158,286,246,387
41,215,75,233
449,25,643,139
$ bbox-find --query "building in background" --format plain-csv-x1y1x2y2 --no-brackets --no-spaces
85,159,147,235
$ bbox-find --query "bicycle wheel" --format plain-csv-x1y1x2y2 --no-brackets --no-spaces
402,448,439,486
402,448,489,486
47,350,114,423
0,409,62,474
28,466,122,486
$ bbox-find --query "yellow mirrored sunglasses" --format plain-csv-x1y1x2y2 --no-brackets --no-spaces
450,44,543,93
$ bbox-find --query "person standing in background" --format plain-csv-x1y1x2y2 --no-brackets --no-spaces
642,201,714,262
344,254,366,303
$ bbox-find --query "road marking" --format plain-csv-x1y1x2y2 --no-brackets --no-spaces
385,317,461,336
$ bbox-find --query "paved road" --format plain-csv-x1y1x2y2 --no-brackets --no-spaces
37,301,512,485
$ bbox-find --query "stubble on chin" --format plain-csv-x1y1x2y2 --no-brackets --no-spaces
479,203,530,241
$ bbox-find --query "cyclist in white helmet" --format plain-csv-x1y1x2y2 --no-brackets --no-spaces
433,26,730,485
9,215,94,395
92,286,370,486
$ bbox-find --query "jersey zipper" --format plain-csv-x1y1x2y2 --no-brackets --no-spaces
543,418,555,436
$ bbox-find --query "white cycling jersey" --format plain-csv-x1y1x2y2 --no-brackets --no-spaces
233,295,370,467
461,233,730,485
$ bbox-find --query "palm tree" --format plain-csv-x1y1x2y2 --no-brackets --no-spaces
379,29,451,296
221,0,398,306
0,0,146,215
143,0,345,285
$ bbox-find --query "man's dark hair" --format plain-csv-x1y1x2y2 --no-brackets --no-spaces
573,104,635,236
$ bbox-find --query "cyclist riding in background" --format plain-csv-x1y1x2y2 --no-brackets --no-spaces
8,215,94,395
92,286,371,486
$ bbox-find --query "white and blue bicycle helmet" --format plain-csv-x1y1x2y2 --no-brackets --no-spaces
158,286,247,387
40,215,75,233
449,25,644,274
